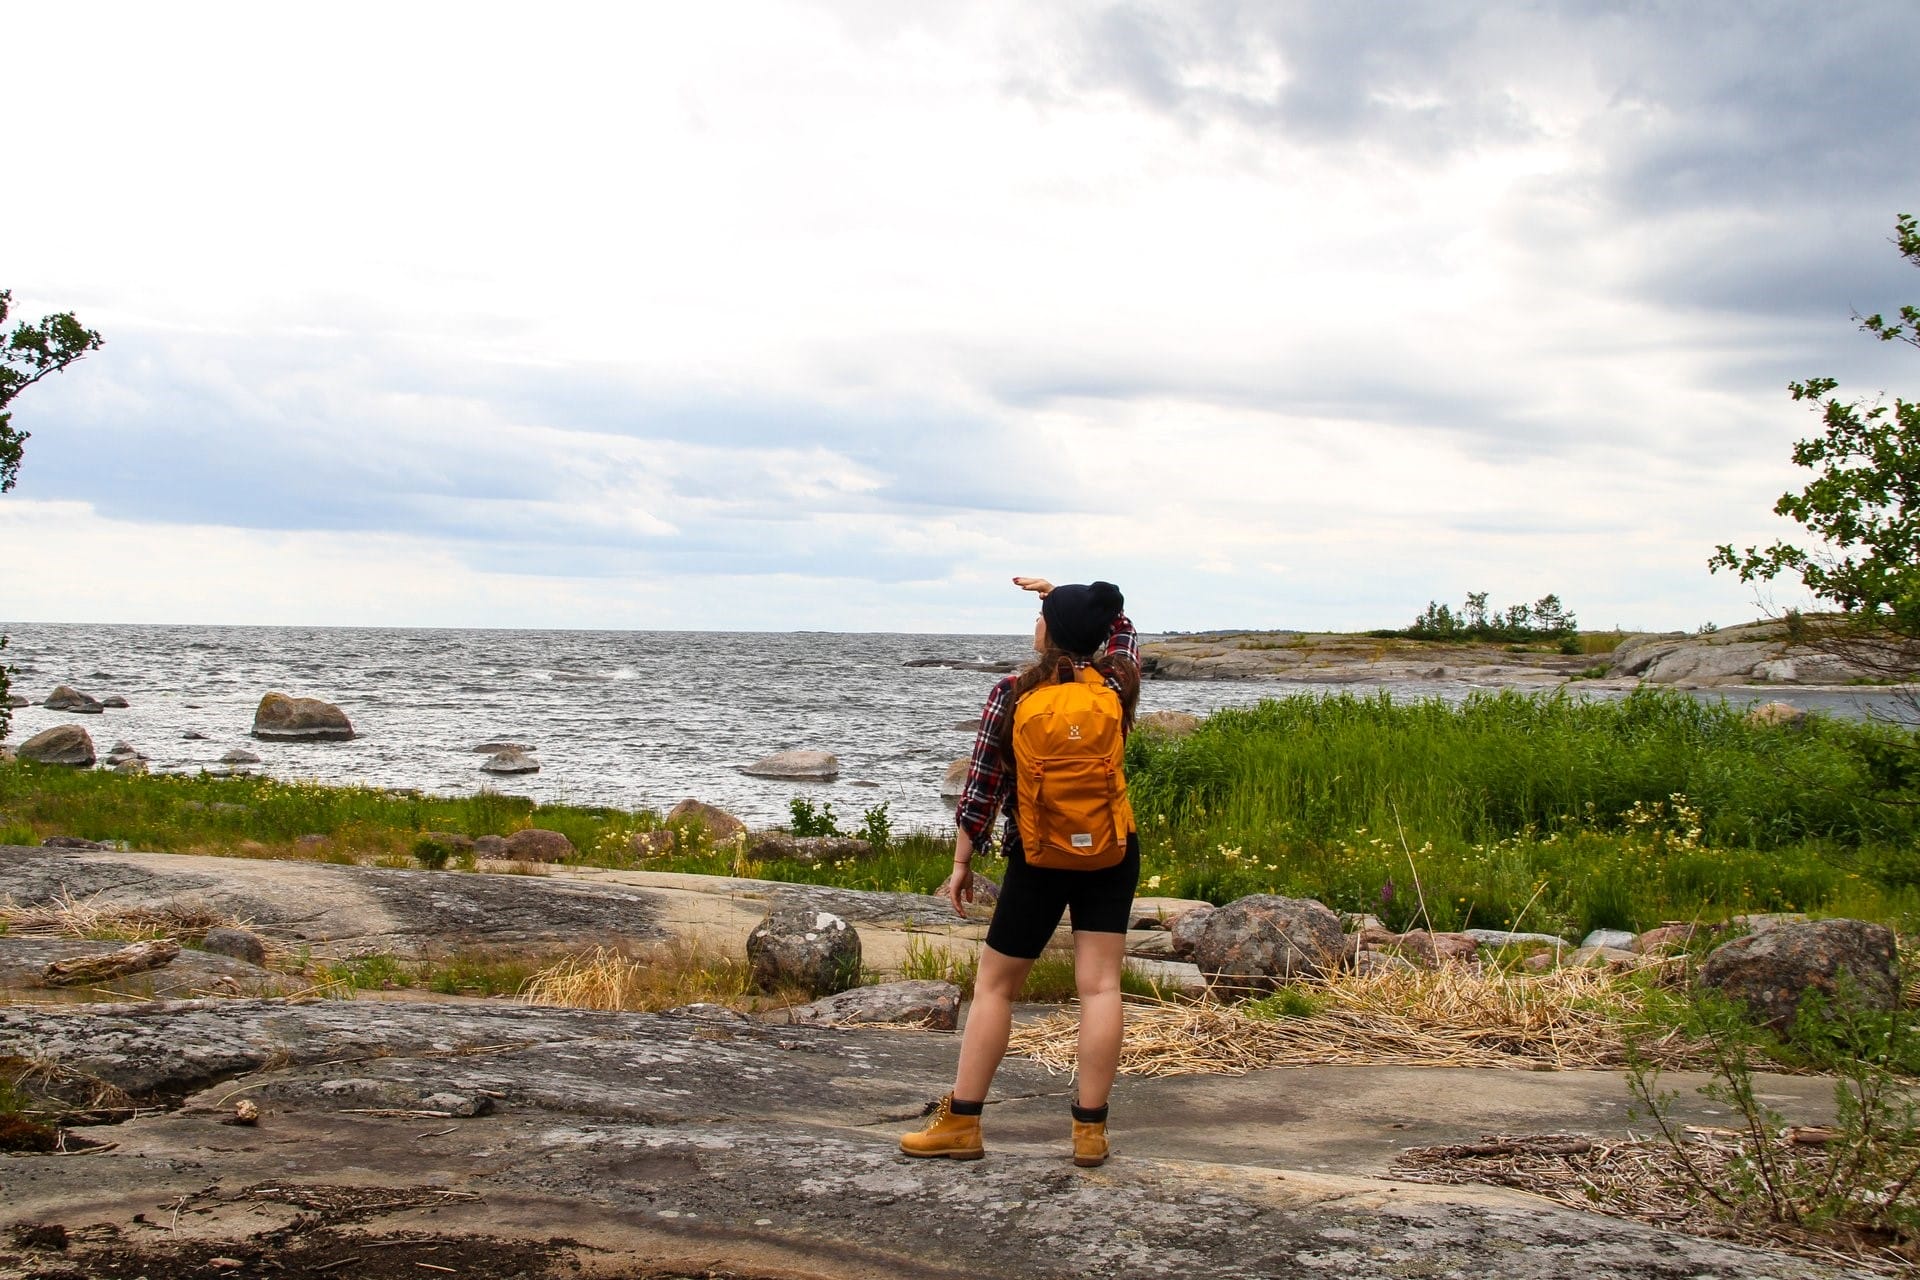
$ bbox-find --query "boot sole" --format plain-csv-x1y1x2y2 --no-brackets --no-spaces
1074,1153,1109,1167
901,1148,984,1160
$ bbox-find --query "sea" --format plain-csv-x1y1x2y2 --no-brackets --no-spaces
2,623,1910,831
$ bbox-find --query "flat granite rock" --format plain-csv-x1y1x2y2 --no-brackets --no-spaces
0,846,672,955
0,997,1857,1280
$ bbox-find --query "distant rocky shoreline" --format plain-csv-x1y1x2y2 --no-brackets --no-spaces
1140,618,1905,690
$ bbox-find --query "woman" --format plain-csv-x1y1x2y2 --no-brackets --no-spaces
901,575,1140,1167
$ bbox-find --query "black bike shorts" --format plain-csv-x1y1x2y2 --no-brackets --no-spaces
983,830,1141,960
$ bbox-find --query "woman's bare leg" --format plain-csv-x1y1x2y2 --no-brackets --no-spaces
1071,930,1127,1108
953,946,1035,1101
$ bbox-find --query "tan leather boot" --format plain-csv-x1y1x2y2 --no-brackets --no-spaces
1072,1117,1109,1167
900,1094,984,1160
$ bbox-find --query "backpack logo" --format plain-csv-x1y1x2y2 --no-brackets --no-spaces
1067,724,1082,740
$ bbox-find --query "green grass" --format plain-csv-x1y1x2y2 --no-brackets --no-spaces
8,685,1920,943
0,764,668,864
1124,688,1920,936
313,949,553,997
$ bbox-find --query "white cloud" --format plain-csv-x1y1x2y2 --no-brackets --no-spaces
3,1,1912,632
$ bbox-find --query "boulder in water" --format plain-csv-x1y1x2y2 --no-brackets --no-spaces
481,748,539,775
100,695,130,709
939,758,970,800
742,749,840,781
18,725,96,767
43,686,104,714
252,693,355,742
221,748,262,765
5,694,27,709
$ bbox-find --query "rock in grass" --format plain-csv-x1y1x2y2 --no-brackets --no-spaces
1169,905,1215,960
787,980,960,1030
200,927,268,968
1699,918,1898,1029
1745,701,1806,729
1193,895,1343,996
1580,928,1636,950
18,725,96,766
503,828,573,862
252,692,355,742
744,833,871,864
43,685,104,713
1392,930,1482,968
666,799,747,841
1632,923,1704,954
1565,945,1640,971
741,750,840,781
1465,929,1570,949
747,906,861,997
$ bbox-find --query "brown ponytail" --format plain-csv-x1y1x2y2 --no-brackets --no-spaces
995,644,1141,765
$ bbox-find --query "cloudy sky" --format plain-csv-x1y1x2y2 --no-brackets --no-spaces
4,1,1916,633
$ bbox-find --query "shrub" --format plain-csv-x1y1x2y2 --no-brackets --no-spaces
1628,979,1920,1248
789,796,841,837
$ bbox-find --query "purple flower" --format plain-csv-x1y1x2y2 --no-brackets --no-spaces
1379,877,1395,906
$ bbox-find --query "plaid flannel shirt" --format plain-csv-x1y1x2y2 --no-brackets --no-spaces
953,613,1138,853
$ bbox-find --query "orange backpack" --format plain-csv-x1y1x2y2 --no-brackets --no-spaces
1011,665,1135,870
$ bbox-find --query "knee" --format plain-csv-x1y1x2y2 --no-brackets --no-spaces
1076,966,1122,1003
974,953,1031,1002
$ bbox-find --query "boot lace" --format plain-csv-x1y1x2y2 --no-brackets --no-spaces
918,1093,954,1129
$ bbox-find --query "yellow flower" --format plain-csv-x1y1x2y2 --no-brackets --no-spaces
1146,875,1163,890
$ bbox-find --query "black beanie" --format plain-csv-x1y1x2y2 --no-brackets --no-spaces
1042,581,1125,656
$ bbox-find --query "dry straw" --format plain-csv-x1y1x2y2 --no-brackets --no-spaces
520,940,757,1012
1008,962,1698,1077
0,890,248,946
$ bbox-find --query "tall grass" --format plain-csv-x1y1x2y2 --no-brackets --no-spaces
1124,689,1920,936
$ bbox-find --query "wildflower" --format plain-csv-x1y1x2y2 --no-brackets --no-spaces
1145,875,1163,890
